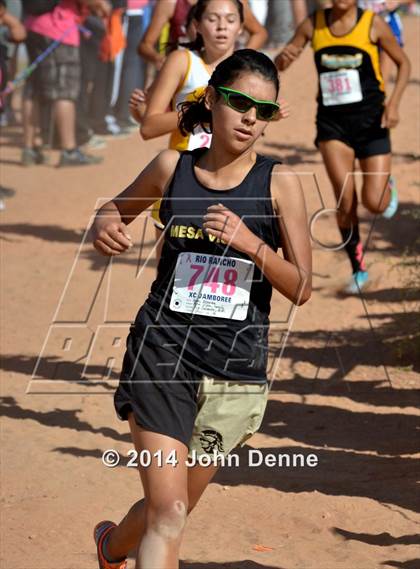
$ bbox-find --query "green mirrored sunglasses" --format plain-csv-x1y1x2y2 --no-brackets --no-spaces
216,86,280,121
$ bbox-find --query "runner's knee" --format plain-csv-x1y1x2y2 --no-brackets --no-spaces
146,499,188,540
362,187,388,213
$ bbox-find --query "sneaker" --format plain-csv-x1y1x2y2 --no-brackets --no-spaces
343,270,369,295
382,176,398,219
21,147,48,167
0,185,15,210
94,520,127,569
116,118,140,132
83,135,107,150
102,115,133,136
57,148,103,167
94,124,131,138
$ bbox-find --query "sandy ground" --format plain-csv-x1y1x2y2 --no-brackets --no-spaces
1,15,420,569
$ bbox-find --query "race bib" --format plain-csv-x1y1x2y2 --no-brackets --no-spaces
320,69,363,106
187,130,212,150
170,252,254,321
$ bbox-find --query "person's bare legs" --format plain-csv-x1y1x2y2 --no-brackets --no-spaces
318,139,369,285
22,97,38,148
359,153,392,214
318,139,357,228
53,99,76,150
106,413,219,566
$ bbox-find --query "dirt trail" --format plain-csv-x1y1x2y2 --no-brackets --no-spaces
1,16,419,569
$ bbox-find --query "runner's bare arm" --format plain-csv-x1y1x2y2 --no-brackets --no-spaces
291,0,309,27
274,16,313,71
241,0,268,49
203,166,312,305
140,50,189,139
91,150,180,256
137,0,176,68
269,166,312,304
372,15,411,128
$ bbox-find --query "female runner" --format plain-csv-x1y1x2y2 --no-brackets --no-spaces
132,0,244,253
140,0,244,151
91,49,312,569
276,0,410,293
137,0,267,70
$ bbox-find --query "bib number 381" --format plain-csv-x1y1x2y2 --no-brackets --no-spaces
320,69,362,106
170,252,254,320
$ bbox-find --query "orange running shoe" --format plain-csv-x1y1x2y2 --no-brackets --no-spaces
94,521,127,569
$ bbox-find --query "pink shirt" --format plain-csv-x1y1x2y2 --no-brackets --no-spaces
25,0,81,47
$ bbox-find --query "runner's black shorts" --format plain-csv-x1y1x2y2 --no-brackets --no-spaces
114,324,268,457
24,31,80,102
315,105,391,159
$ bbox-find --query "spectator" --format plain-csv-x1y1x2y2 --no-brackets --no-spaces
265,0,294,49
0,0,25,126
0,0,25,209
248,0,267,25
22,0,111,167
110,0,152,129
76,2,127,144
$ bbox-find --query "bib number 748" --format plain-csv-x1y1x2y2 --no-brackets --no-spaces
188,264,238,296
170,253,254,320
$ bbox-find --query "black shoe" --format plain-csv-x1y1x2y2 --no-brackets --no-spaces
57,148,103,167
21,147,48,166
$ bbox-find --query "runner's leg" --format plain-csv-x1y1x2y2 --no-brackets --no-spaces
319,140,367,276
318,139,357,227
105,413,219,564
359,153,392,214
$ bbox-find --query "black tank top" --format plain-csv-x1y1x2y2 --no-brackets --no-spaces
134,148,281,383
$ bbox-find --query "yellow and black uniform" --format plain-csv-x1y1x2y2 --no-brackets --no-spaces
115,149,281,451
312,7,391,158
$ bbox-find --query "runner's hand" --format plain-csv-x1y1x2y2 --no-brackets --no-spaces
203,204,259,254
275,44,302,69
91,211,133,256
129,89,147,124
381,102,399,129
277,97,291,120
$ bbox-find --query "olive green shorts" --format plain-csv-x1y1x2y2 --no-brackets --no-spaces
188,375,269,458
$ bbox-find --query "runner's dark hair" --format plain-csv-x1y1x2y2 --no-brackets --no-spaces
178,49,280,135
